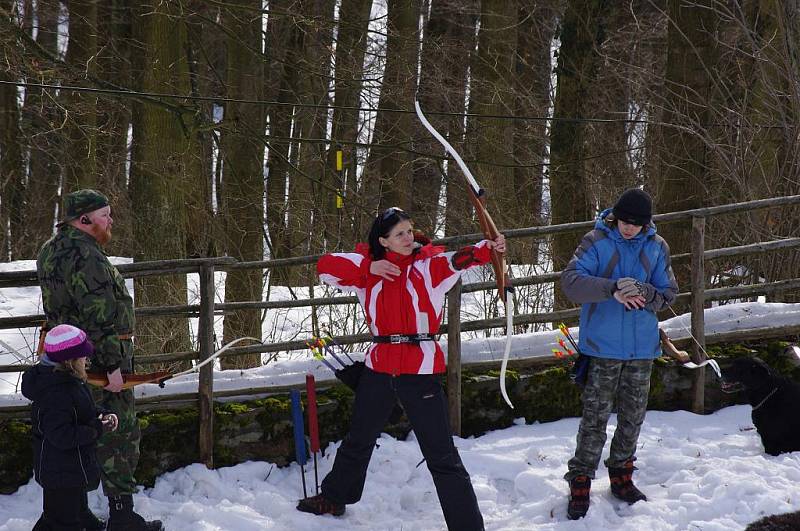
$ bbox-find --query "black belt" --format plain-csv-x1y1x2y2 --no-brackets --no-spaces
372,333,437,344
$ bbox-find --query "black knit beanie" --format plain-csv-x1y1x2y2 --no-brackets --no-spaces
612,188,652,226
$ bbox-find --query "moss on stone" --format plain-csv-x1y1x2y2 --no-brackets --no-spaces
0,420,33,494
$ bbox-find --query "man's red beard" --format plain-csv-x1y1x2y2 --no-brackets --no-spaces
90,224,112,245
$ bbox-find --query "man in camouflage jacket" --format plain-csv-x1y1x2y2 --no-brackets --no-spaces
37,189,163,530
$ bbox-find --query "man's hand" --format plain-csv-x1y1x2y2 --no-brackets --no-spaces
486,234,506,254
104,368,124,393
370,260,401,281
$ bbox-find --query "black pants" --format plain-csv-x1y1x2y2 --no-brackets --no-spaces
32,487,87,531
321,368,485,531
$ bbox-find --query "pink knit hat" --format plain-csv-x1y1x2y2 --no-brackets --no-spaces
44,324,94,362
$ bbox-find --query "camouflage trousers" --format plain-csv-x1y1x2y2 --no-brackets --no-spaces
565,357,653,481
91,386,141,496
90,341,141,496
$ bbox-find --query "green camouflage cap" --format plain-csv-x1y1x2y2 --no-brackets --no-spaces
57,189,110,226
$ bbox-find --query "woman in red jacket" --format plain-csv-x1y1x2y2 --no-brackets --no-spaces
297,207,504,530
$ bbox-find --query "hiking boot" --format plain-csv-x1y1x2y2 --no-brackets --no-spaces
296,494,346,516
567,475,591,520
107,495,164,531
609,460,647,504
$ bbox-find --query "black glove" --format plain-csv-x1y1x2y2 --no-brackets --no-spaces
335,361,365,391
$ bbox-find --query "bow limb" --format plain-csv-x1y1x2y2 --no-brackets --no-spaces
414,99,515,408
414,100,482,194
169,336,263,380
414,100,510,302
468,191,511,304
469,191,515,410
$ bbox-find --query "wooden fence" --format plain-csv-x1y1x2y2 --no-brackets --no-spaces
2,195,800,467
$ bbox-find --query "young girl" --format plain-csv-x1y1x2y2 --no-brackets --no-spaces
297,207,505,531
22,324,118,530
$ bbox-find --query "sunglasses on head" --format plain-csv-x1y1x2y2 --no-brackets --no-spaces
381,207,405,220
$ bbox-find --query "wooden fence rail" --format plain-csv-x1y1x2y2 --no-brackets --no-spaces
1,195,800,462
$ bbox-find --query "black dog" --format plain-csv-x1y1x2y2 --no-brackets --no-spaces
721,357,800,456
746,510,800,530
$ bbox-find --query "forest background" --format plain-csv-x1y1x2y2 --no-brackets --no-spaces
0,0,798,369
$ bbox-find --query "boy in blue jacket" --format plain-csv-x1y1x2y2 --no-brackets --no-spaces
22,324,118,530
560,189,678,520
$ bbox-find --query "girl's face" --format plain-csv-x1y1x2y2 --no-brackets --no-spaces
618,219,643,240
378,219,415,256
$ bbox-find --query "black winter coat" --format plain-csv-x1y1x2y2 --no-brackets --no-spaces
21,364,103,490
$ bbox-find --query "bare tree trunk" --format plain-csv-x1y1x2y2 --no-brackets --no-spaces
652,0,719,296
182,1,218,260
186,0,227,232
220,0,266,369
129,1,196,364
738,0,800,301
287,0,335,284
62,0,98,191
585,2,635,209
441,1,478,238
0,0,24,260
550,0,610,310
265,0,300,283
360,0,421,232
327,0,373,248
511,0,558,263
21,0,61,257
95,0,133,257
414,0,477,238
468,0,517,241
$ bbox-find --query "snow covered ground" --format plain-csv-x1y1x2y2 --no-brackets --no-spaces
3,260,800,529
1,405,797,530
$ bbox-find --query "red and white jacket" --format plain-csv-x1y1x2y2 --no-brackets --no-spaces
317,239,492,375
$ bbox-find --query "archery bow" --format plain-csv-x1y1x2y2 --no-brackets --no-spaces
86,336,264,389
414,101,515,408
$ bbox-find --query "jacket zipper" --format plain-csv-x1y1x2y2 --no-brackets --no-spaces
36,409,45,480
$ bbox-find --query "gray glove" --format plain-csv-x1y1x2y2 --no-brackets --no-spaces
615,277,642,298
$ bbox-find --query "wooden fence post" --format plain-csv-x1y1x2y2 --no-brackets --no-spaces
447,279,462,437
690,216,707,414
198,263,216,467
